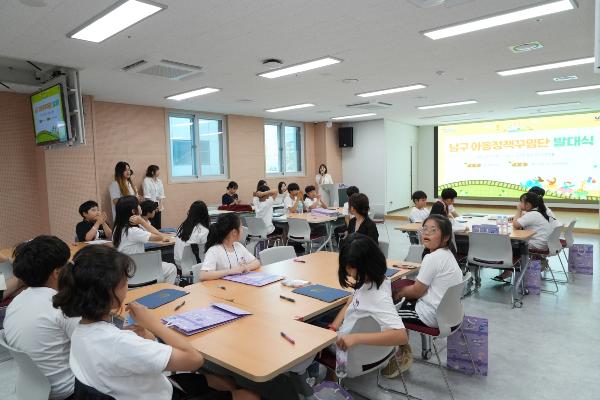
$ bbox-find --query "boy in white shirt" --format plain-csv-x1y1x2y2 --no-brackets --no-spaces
284,183,304,213
254,184,282,236
304,185,327,210
4,236,80,400
409,190,430,223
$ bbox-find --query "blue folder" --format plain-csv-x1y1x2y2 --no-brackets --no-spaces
134,289,188,309
292,284,350,303
386,268,399,277
159,227,177,233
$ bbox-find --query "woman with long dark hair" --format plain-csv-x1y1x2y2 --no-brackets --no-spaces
174,201,210,265
109,161,140,221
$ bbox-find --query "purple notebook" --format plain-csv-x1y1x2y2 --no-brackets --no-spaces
162,303,251,336
222,271,284,287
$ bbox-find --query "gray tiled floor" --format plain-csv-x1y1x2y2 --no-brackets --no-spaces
1,220,598,400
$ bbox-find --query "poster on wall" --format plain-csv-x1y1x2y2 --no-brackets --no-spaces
437,111,600,203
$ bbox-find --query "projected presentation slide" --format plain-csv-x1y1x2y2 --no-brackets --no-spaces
437,112,599,203
31,84,68,145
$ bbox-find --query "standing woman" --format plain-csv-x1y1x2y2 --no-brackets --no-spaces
109,161,140,221
143,165,166,229
315,164,333,187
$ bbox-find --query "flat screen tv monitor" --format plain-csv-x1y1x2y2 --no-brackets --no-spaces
31,83,69,146
435,111,599,204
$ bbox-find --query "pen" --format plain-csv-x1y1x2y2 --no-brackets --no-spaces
217,286,227,290
294,258,306,263
174,301,185,311
280,295,296,303
280,331,296,345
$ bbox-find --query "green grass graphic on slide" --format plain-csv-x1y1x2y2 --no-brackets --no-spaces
36,131,59,143
439,180,597,201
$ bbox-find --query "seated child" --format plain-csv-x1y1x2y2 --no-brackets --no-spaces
304,185,327,210
409,191,429,223
76,200,113,242
222,181,240,205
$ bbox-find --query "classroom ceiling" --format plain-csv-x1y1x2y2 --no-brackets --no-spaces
0,0,598,126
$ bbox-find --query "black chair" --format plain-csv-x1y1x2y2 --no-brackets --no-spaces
73,378,115,400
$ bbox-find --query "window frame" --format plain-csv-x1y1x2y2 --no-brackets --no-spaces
166,110,228,183
264,120,305,177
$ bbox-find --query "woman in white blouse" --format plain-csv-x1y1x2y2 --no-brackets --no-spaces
315,164,333,187
142,165,166,229
108,161,141,221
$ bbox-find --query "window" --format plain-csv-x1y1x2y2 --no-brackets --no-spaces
168,112,227,180
264,121,304,176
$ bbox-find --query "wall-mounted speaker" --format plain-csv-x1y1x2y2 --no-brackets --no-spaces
338,127,353,148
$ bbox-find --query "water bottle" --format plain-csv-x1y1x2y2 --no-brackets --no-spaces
297,200,303,214
496,216,502,233
502,217,509,234
335,346,348,378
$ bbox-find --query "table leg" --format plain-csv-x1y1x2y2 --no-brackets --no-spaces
513,241,530,306
315,221,333,252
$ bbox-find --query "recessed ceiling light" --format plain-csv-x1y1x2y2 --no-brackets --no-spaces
165,87,220,101
423,0,576,40
357,84,427,98
553,75,578,82
258,57,341,79
265,103,315,112
537,84,600,95
68,0,166,43
331,113,377,120
514,102,581,111
509,41,544,53
420,113,470,119
417,100,478,110
497,57,594,76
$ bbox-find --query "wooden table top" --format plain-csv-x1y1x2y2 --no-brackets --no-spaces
126,283,336,382
284,212,340,223
197,251,419,321
395,221,535,241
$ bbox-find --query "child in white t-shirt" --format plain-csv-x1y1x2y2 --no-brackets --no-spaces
254,184,283,236
52,245,259,400
199,213,261,281
409,190,430,223
112,196,177,284
284,183,304,213
303,185,327,210
174,201,210,264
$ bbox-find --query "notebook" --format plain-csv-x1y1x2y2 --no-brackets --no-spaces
222,271,284,287
386,268,399,277
134,289,188,309
162,303,251,335
292,284,350,303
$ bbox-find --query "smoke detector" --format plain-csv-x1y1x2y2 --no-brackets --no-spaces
509,41,544,53
261,58,283,69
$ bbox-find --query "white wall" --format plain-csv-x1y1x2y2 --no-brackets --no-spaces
341,119,386,212
417,125,435,199
385,119,418,212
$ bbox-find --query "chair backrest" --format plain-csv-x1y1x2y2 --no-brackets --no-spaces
0,260,14,280
404,244,424,263
564,219,576,247
371,203,385,220
378,240,389,258
547,224,564,255
73,378,115,400
179,245,202,277
287,219,311,240
245,217,269,239
346,316,396,378
467,232,513,267
435,272,470,338
259,246,296,265
192,263,203,283
0,330,51,400
128,251,162,287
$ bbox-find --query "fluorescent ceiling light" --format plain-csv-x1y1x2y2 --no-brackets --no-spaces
497,57,594,76
423,0,576,40
331,113,376,120
68,0,166,43
514,102,581,111
258,57,341,79
357,84,427,98
537,85,600,95
417,100,478,110
265,103,315,112
166,87,220,101
420,113,470,120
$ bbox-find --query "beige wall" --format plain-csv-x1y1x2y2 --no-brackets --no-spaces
0,93,50,248
0,92,339,247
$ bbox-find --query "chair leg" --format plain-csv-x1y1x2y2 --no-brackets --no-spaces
459,328,479,375
541,258,559,294
432,338,455,400
375,353,412,399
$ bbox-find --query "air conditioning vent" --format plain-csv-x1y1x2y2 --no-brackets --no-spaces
121,59,203,80
347,101,392,110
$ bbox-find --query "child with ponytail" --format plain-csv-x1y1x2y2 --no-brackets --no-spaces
52,245,258,400
199,213,261,281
